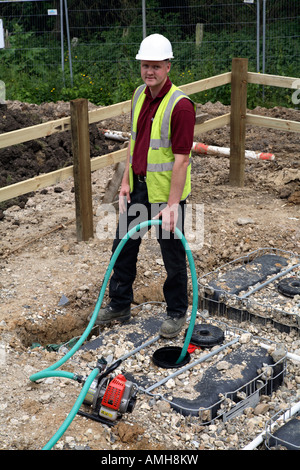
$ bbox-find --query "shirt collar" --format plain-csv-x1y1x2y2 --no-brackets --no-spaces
145,76,172,100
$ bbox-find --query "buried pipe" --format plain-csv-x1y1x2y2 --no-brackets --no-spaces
100,129,275,161
242,401,300,450
192,142,275,161
224,324,300,364
286,351,300,363
259,342,300,364
101,129,130,142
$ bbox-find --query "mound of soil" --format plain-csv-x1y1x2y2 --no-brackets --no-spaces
0,101,122,213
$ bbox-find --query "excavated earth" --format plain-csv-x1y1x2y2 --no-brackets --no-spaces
0,99,299,452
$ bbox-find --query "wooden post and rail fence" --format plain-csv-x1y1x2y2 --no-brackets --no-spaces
0,58,299,241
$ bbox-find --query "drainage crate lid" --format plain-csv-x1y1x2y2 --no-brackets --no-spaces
187,323,225,348
277,276,300,298
267,415,300,450
205,253,289,300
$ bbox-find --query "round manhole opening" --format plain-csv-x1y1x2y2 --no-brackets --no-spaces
152,346,190,369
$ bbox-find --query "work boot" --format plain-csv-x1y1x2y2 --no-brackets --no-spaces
159,315,187,338
88,304,131,326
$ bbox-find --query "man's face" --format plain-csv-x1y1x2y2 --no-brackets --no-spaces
140,60,171,92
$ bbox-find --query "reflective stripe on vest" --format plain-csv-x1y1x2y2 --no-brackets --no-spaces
130,84,146,142
146,158,192,173
149,89,188,150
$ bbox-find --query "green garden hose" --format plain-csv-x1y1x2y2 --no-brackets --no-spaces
29,219,198,449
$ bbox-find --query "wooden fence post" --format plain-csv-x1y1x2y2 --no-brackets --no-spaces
229,58,248,187
70,98,93,241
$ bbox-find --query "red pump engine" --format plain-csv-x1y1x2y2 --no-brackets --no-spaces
100,374,133,421
81,361,137,424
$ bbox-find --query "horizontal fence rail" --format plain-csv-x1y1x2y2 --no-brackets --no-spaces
247,72,300,89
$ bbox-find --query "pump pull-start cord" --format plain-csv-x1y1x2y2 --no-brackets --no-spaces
29,219,198,449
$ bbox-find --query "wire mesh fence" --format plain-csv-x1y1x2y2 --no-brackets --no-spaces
0,1,61,73
0,0,299,105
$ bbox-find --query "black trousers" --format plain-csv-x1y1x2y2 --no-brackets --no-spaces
108,176,188,318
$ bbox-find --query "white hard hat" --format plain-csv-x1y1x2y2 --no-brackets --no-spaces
136,34,174,61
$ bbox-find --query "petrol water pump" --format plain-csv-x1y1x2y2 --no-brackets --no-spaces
78,357,137,425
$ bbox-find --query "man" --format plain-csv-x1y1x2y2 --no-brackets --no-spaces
93,34,195,338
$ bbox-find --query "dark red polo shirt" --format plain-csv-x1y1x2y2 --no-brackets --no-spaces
132,77,195,176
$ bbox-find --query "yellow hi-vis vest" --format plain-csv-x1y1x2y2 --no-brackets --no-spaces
129,83,194,203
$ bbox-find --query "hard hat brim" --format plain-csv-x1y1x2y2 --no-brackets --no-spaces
136,53,173,61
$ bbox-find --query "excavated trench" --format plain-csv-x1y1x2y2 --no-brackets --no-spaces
14,312,87,349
